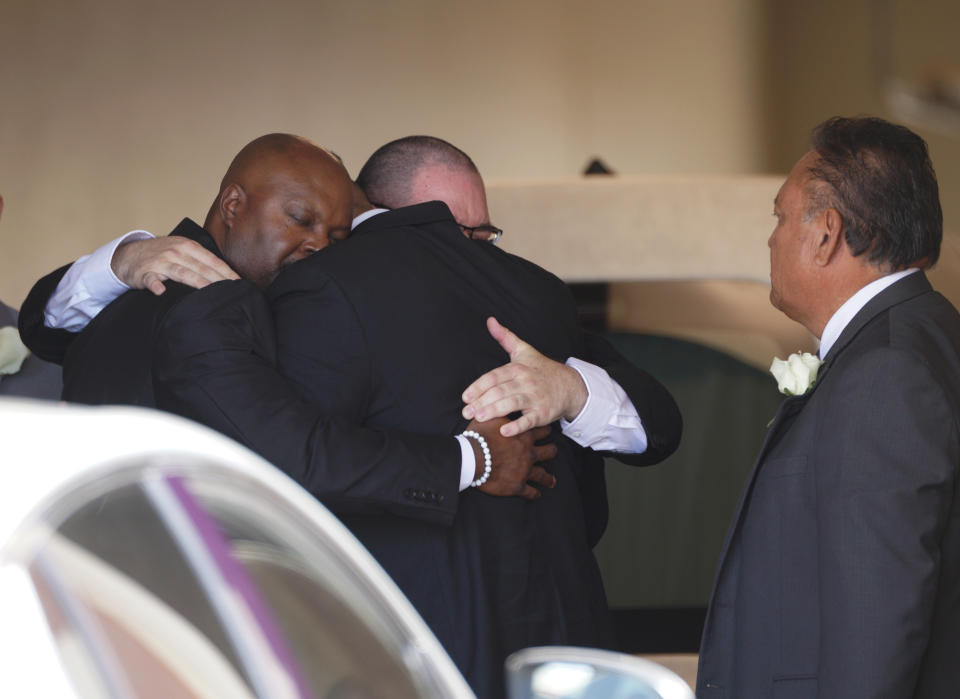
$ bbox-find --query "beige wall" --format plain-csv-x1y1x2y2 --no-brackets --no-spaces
4,1,959,305
0,0,765,303
760,0,960,230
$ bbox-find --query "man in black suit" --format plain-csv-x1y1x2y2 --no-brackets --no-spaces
698,117,960,698
224,136,679,696
46,133,354,406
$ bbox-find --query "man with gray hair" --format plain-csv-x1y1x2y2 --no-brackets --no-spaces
698,117,960,698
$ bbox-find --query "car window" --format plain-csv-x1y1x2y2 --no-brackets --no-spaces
11,458,439,699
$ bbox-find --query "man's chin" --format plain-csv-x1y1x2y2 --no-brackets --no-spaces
770,295,811,331
769,287,782,313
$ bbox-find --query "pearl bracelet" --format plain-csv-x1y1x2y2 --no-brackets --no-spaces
462,430,492,487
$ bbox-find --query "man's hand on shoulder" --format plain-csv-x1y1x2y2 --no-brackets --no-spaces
467,417,557,500
462,317,587,437
112,237,238,295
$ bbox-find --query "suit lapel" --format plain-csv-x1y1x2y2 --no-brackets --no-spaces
755,393,809,462
709,390,812,577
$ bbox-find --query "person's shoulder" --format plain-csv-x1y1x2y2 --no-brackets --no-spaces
481,245,573,303
164,279,264,322
828,335,959,420
268,215,439,294
267,243,356,297
891,287,960,332
882,290,960,359
493,245,565,282
88,280,195,330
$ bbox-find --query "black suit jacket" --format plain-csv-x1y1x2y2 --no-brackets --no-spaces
19,205,681,697
20,218,464,524
263,202,681,697
56,219,215,405
697,272,960,698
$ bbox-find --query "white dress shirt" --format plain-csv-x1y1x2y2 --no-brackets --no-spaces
818,268,919,359
44,215,648,490
44,229,153,332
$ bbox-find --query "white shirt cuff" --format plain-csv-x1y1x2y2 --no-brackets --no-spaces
560,357,648,454
44,231,155,332
455,435,475,491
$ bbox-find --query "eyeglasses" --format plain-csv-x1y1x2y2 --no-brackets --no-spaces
459,223,503,245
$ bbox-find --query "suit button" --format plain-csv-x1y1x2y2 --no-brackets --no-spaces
437,494,445,504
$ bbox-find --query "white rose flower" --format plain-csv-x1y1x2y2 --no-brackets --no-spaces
770,351,822,396
0,326,31,377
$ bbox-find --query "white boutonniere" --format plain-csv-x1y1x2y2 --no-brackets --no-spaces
770,351,822,396
0,326,30,378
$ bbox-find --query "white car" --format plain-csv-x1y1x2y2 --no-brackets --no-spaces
0,398,693,699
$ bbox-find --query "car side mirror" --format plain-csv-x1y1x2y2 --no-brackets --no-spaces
506,646,695,699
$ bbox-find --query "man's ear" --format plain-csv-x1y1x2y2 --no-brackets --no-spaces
0,194,5,221
219,183,246,228
813,207,844,266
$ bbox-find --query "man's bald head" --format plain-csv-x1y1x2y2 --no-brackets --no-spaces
356,135,492,231
206,133,353,289
217,134,341,193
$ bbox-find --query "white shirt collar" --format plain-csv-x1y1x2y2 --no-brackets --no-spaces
351,208,389,230
818,267,919,358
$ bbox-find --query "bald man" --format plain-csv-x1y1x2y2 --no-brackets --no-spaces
51,134,352,405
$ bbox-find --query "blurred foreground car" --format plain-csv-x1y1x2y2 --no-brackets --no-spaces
0,398,693,699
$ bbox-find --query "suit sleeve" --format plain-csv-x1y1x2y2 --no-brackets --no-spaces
153,279,462,526
579,330,682,466
18,264,76,364
816,347,957,697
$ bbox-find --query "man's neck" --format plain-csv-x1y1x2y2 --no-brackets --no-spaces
807,260,888,338
817,267,920,357
352,201,374,219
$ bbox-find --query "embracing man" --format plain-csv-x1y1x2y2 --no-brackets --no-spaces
20,135,681,696
698,117,960,698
